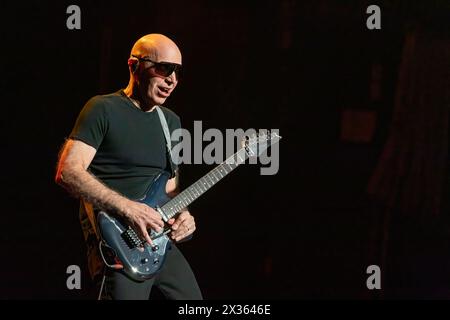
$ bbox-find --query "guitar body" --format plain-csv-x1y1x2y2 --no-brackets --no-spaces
97,171,172,281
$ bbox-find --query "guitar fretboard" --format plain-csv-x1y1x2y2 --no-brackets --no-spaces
161,148,248,218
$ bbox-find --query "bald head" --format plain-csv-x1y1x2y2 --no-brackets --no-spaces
125,34,182,110
131,34,182,65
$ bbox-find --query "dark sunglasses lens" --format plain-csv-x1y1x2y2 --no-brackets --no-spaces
154,63,181,79
154,64,173,77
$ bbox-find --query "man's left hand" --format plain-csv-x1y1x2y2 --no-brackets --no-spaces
168,210,196,242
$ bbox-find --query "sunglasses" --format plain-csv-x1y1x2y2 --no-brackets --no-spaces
131,54,182,80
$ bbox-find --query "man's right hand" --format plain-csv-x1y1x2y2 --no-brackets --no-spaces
123,200,164,246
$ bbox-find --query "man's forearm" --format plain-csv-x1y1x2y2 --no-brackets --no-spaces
58,167,131,217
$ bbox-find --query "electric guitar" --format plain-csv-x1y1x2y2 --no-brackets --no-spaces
97,131,281,281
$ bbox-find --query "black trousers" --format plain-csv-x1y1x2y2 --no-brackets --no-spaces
99,245,202,300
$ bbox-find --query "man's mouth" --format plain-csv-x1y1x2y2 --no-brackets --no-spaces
158,86,170,97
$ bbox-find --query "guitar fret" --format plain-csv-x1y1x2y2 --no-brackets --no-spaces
193,184,203,194
190,186,199,197
205,174,215,186
200,183,206,192
185,189,195,201
201,178,211,189
200,180,208,191
194,182,204,193
211,170,219,181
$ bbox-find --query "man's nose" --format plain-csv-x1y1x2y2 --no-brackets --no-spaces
165,72,177,85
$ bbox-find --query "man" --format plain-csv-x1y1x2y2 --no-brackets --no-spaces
55,34,202,300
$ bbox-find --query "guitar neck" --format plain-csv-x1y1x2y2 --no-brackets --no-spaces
161,148,248,219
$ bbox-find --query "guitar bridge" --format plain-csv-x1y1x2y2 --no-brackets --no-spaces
121,227,144,249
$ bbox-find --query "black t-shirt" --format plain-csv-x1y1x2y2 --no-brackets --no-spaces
69,89,181,278
70,89,180,199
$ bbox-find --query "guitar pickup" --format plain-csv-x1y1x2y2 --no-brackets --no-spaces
121,227,144,249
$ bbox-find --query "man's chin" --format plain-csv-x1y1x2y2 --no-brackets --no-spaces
149,93,167,105
145,96,166,107
155,98,167,105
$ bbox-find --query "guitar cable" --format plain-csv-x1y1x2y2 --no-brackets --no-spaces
97,241,111,300
97,267,106,300
98,240,123,269
97,241,123,300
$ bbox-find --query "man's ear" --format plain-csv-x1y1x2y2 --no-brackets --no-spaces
128,57,139,73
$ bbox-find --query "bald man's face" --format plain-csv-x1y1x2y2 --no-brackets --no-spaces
132,43,182,107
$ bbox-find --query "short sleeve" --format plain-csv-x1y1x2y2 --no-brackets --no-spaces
69,96,109,149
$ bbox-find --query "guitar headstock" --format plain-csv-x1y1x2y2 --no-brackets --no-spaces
244,130,281,157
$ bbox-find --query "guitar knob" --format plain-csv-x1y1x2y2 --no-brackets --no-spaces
153,258,159,264
152,245,159,251
141,258,149,264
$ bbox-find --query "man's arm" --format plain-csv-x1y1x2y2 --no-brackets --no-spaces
55,139,164,244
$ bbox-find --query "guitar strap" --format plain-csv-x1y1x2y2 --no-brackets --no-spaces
155,106,178,177
155,106,172,154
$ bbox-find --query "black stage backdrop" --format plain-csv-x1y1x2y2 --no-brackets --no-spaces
0,0,449,299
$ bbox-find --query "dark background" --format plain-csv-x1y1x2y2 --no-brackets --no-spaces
1,0,449,299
